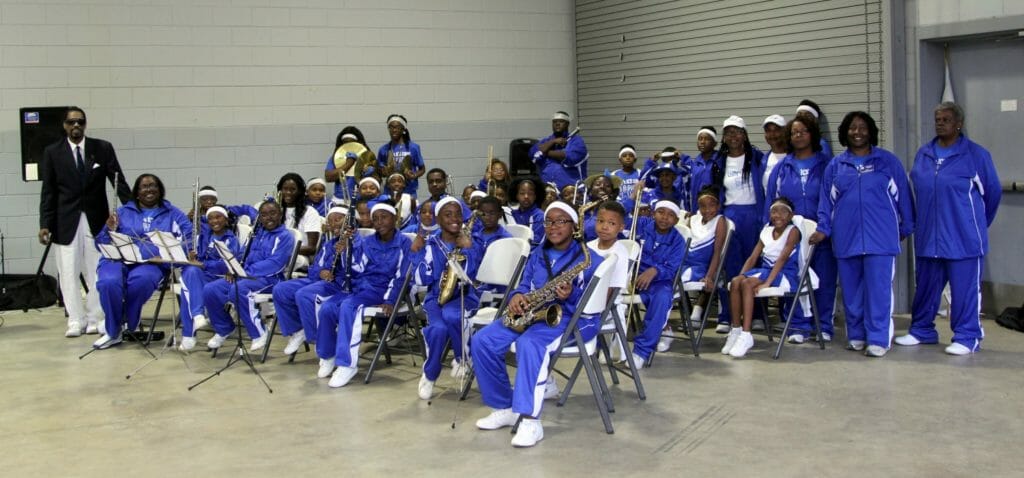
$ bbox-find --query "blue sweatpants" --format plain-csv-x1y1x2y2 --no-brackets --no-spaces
273,278,342,340
472,317,598,417
785,241,838,337
837,255,895,348
422,298,478,381
97,262,165,337
908,256,984,351
314,290,383,367
203,276,278,340
632,280,675,360
179,265,217,337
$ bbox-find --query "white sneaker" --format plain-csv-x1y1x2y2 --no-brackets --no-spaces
178,336,197,352
66,322,85,338
944,342,972,356
787,334,805,344
817,332,833,343
283,331,306,355
207,333,228,349
450,359,468,379
543,377,559,400
511,418,544,447
864,345,888,357
715,323,731,334
92,332,123,349
728,331,754,358
249,334,268,352
328,366,358,388
894,334,921,346
192,315,209,333
418,374,434,400
85,322,100,335
317,358,336,378
846,340,866,351
690,306,704,324
721,327,742,355
657,330,674,352
631,353,646,368
475,408,518,430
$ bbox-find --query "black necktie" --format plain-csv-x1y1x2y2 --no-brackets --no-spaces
75,145,85,175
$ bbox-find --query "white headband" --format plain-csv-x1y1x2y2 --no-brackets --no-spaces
370,203,397,217
327,206,348,217
387,115,407,128
340,133,358,142
618,147,636,158
308,178,327,188
205,206,228,219
387,173,404,181
796,105,819,118
469,190,487,199
544,202,578,224
770,200,793,213
552,112,571,122
660,151,677,159
198,190,218,199
697,128,718,142
434,196,461,216
359,177,381,190
654,200,681,217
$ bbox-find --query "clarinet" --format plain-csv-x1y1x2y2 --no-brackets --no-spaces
336,200,357,293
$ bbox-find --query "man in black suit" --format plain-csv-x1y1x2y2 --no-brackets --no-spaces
38,106,131,337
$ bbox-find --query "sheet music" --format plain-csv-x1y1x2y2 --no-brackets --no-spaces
106,231,145,263
213,240,250,279
146,230,189,263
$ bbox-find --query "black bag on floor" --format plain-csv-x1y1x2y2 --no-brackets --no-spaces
995,304,1024,333
0,243,59,312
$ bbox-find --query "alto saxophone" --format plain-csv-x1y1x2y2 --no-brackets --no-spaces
437,212,479,305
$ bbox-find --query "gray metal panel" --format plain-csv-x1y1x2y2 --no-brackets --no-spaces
576,0,885,169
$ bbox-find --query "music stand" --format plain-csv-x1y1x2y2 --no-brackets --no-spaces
188,240,272,393
80,231,155,360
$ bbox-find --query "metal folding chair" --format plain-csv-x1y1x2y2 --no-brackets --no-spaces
758,216,825,359
675,218,735,356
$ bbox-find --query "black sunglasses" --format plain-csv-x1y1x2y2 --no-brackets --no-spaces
64,119,86,126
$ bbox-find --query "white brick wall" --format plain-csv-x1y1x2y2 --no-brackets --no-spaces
0,0,575,275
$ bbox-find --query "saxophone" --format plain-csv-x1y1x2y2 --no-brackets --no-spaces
437,212,479,305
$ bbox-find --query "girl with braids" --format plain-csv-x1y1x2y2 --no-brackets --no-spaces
376,114,425,196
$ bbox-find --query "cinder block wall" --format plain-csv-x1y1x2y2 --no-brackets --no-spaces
0,0,575,275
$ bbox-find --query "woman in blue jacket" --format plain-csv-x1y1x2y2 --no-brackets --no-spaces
896,102,1001,355
93,174,193,349
814,111,914,357
685,126,721,213
375,114,426,196
765,117,837,343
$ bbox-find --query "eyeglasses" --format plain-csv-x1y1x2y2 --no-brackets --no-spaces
543,219,574,227
64,119,86,126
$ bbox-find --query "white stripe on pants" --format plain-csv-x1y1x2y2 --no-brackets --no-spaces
55,213,102,327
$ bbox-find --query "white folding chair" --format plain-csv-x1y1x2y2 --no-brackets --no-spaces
504,224,534,243
356,228,375,238
758,216,824,359
675,218,735,356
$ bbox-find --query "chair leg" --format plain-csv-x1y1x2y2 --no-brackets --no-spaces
260,314,276,363
145,281,169,345
576,330,614,434
612,308,645,400
596,334,620,385
590,352,614,413
760,298,774,343
774,294,799,360
364,312,398,384
809,290,825,350
459,365,475,401
558,359,584,407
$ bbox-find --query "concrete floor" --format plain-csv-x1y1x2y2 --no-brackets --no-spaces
1,304,1023,477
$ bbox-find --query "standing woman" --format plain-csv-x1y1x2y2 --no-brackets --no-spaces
324,126,373,201
93,174,192,348
277,173,322,268
896,102,1000,355
815,111,914,357
766,117,837,343
377,114,426,197
714,115,765,332
684,126,721,213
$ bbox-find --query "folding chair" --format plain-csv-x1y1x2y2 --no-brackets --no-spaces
361,259,427,383
594,241,645,397
615,239,644,335
675,218,735,356
504,224,534,243
759,216,824,359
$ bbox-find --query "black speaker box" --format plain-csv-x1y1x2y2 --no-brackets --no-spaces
508,137,538,178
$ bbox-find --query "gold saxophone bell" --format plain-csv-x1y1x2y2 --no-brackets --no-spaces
333,143,376,182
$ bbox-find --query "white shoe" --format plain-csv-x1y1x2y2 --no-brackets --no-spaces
328,366,358,388
944,342,972,356
192,315,209,333
207,333,228,349
511,418,544,447
450,359,468,379
317,358,336,378
721,327,742,355
817,332,833,343
715,323,731,334
631,353,646,368
657,331,674,353
864,345,888,357
249,334,267,352
846,340,866,351
283,331,306,355
85,322,100,335
894,334,921,346
92,332,123,349
418,374,434,400
65,322,85,338
728,331,754,358
543,377,559,400
475,408,518,430
178,336,197,352
787,334,805,344
689,306,704,324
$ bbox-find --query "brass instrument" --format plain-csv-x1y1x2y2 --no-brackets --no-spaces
486,145,495,195
502,203,592,333
190,177,201,252
333,142,376,183
437,212,479,306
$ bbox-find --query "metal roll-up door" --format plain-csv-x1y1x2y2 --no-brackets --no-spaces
576,0,884,171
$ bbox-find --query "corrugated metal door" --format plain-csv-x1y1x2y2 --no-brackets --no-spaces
575,0,884,171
